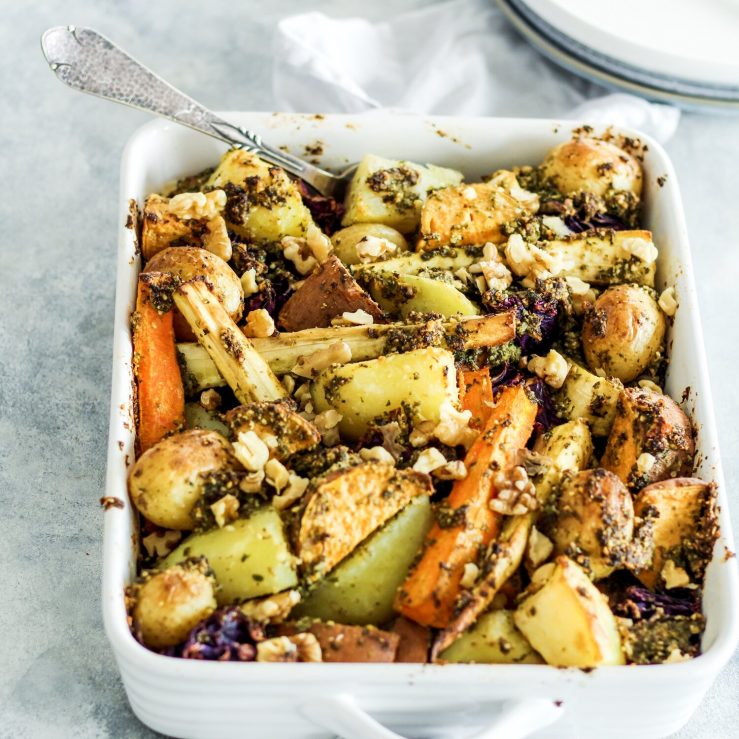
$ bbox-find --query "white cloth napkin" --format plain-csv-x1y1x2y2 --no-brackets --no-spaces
273,0,680,143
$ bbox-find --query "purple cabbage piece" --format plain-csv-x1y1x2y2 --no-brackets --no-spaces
172,608,265,661
613,586,701,621
487,293,558,355
489,366,559,433
564,212,629,234
245,272,294,319
299,181,345,235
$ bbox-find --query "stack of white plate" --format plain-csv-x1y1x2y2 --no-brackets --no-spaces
497,0,739,112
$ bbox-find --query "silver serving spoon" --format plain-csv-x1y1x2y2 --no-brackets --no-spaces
41,25,356,197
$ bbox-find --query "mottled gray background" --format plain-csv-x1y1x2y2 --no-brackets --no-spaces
1,1,737,737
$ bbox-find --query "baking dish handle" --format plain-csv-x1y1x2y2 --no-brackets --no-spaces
301,693,564,739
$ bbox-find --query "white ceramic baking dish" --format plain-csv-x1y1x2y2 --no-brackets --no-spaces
103,113,739,739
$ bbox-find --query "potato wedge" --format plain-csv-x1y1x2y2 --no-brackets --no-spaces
296,496,433,624
278,621,399,663
297,464,432,581
342,154,463,233
601,387,694,491
311,346,458,440
440,610,542,664
555,362,622,437
207,149,312,242
418,182,531,250
514,556,625,667
278,255,384,331
366,272,480,318
163,507,298,604
223,401,320,461
633,478,718,589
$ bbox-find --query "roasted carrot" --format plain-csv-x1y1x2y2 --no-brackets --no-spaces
394,384,537,628
133,272,185,453
460,367,493,430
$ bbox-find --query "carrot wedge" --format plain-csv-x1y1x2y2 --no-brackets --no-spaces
395,384,537,628
133,272,185,452
460,367,493,430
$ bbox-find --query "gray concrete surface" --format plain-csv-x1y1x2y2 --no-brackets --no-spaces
1,1,737,737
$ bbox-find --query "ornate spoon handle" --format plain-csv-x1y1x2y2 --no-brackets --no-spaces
41,26,342,195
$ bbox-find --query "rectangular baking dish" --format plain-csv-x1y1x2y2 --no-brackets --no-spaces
103,113,739,739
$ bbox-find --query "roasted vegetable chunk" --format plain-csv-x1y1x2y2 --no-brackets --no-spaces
514,556,625,667
342,154,463,233
633,478,718,589
419,182,532,250
296,496,433,625
223,401,320,461
555,362,622,437
296,463,432,581
278,255,384,331
278,621,400,662
163,507,298,604
601,387,694,491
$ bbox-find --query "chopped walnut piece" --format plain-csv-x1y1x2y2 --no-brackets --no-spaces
341,308,374,325
282,236,317,275
272,473,310,510
662,560,691,589
636,452,657,475
356,235,398,263
265,458,290,492
142,530,181,558
256,636,299,662
526,526,553,569
239,590,301,624
527,350,570,389
240,268,259,297
409,420,436,448
239,469,265,493
658,286,677,317
210,494,240,527
292,341,352,378
460,562,480,589
168,190,226,220
433,401,478,448
243,309,275,338
638,379,662,394
412,447,448,474
359,446,396,465
287,632,323,662
313,409,343,447
233,430,270,472
305,222,333,264
622,236,658,264
432,460,468,480
203,216,232,262
490,466,537,515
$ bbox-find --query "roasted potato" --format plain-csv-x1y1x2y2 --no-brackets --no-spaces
296,495,433,624
223,401,320,461
184,402,229,436
514,556,625,667
144,246,244,339
601,387,694,491
342,154,463,233
582,285,665,382
278,621,400,663
278,255,384,331
311,346,459,440
555,362,622,437
550,468,634,579
540,137,643,199
131,558,217,649
297,464,432,580
128,429,240,530
163,507,298,603
141,191,231,262
440,610,542,664
207,149,312,242
633,478,718,589
418,182,533,250
331,223,409,266
391,617,431,663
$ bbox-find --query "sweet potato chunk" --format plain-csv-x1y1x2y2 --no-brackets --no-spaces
391,617,430,663
297,463,432,581
418,182,530,250
601,388,694,491
278,621,399,663
278,255,384,331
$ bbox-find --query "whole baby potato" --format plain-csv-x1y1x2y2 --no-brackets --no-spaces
133,559,217,648
143,246,243,338
582,284,665,383
550,468,634,580
540,137,642,199
331,223,409,265
129,429,240,529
